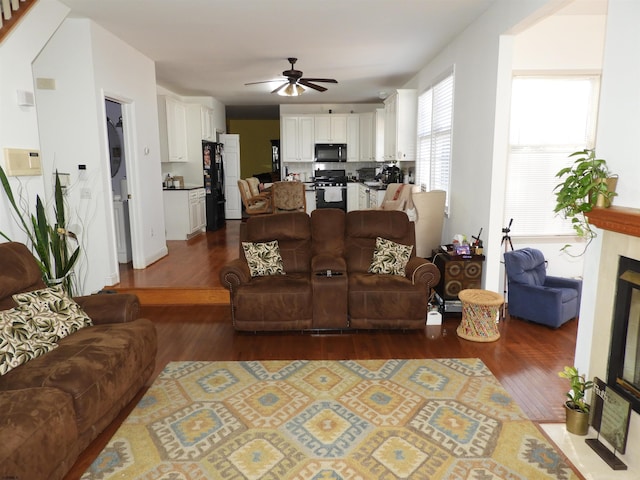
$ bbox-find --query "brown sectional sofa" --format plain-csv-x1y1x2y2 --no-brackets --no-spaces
220,209,441,331
0,242,157,480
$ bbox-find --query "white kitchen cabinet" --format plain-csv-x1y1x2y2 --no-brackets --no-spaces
163,188,206,240
358,183,370,210
200,106,215,141
383,89,417,162
281,115,315,163
158,96,188,162
314,114,347,143
305,189,316,214
188,189,207,234
358,112,374,162
347,183,359,211
346,114,359,162
375,108,386,161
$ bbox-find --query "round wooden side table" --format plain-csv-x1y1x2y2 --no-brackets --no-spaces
456,289,504,342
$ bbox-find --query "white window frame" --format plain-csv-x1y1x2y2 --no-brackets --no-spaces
415,67,455,214
504,74,600,237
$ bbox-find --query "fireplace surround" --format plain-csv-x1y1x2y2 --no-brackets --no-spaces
607,255,640,414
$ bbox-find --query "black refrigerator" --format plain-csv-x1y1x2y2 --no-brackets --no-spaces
202,141,225,231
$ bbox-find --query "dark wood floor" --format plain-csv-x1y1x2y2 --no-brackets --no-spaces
63,220,580,479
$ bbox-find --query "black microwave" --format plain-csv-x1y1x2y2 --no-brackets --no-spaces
315,143,347,162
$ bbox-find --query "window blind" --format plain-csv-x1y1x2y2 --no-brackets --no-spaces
504,76,599,236
416,70,454,212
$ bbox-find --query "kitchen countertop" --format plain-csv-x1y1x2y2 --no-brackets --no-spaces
163,185,204,191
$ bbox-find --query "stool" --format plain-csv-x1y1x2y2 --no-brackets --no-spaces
457,289,503,342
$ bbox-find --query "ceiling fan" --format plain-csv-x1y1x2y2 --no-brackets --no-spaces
245,57,338,96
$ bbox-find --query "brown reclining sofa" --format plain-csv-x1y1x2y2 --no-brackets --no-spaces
0,242,157,480
220,209,441,331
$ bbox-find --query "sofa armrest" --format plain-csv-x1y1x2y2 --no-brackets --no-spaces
219,258,252,290
545,275,582,291
405,258,441,287
312,254,347,273
74,293,140,324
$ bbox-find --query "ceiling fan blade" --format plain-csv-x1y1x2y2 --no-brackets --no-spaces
300,78,338,84
299,80,327,92
245,80,278,86
271,82,288,94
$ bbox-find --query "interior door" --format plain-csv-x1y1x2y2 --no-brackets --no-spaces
220,133,242,220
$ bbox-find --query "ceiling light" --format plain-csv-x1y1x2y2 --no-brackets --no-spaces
278,83,305,97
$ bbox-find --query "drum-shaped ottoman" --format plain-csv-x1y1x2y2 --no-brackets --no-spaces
456,289,503,342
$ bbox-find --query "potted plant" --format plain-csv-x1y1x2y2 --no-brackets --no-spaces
0,165,80,294
553,149,617,249
558,366,594,435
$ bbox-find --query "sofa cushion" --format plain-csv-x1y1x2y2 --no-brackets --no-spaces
245,212,312,273
0,318,156,435
0,307,59,375
242,240,285,277
12,285,93,337
346,210,415,273
0,387,78,480
368,237,413,276
348,273,429,324
232,274,313,330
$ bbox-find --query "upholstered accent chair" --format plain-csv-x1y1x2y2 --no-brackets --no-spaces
246,177,265,197
238,178,272,215
504,247,582,328
271,181,307,213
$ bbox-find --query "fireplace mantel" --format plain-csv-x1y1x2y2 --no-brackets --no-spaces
586,206,640,238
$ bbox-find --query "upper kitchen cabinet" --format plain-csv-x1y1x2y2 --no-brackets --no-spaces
383,89,417,162
346,114,359,162
158,96,188,162
314,114,347,143
281,115,315,162
358,112,374,162
200,106,215,141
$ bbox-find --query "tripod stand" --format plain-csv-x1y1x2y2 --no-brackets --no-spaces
501,218,513,318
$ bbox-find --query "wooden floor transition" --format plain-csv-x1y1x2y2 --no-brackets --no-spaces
63,220,581,479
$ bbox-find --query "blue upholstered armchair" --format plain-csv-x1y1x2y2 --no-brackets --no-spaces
503,248,582,328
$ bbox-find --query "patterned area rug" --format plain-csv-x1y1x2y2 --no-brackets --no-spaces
82,359,579,479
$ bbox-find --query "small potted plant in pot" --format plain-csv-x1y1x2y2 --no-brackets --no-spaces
558,366,594,435
554,149,617,251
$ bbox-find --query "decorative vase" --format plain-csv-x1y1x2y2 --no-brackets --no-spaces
595,176,618,208
564,403,590,435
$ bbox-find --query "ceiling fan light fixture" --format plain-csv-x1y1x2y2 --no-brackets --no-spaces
279,83,305,97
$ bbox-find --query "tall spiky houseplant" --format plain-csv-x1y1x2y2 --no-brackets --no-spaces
0,165,79,294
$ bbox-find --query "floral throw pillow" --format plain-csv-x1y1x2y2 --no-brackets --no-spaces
242,240,285,277
0,307,58,375
368,237,413,276
12,285,93,341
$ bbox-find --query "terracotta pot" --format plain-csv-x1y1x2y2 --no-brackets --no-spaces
564,403,590,435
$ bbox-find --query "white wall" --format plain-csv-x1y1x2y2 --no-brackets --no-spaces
575,1,640,470
405,0,555,293
32,17,168,294
0,0,68,243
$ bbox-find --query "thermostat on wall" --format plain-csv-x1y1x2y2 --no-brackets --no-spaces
3,148,42,176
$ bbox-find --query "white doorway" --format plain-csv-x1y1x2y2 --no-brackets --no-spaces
105,99,133,267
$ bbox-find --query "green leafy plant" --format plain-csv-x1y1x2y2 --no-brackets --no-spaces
554,149,617,246
558,366,594,413
0,165,79,294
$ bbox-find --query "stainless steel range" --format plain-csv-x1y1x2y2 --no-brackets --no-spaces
314,169,347,211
